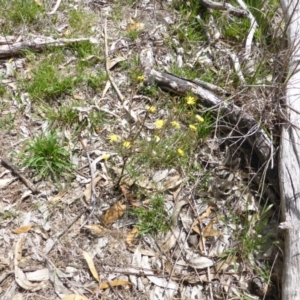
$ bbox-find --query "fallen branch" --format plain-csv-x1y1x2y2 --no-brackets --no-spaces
144,68,273,167
104,19,125,102
279,0,300,298
47,0,62,15
236,0,258,59
0,36,97,58
199,0,248,18
1,157,39,194
79,138,97,227
140,47,273,166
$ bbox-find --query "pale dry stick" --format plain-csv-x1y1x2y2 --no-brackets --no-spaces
228,51,246,83
104,18,125,102
200,0,248,17
236,0,258,59
47,0,62,15
0,36,93,58
262,250,279,300
198,222,213,300
79,138,97,227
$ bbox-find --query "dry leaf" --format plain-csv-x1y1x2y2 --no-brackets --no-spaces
48,264,72,297
202,217,223,237
12,224,33,234
186,256,214,269
126,227,139,245
62,295,89,300
15,266,44,291
14,237,23,262
99,280,132,289
25,268,49,281
127,19,144,31
84,224,105,236
196,217,223,251
101,201,126,225
0,177,15,189
107,56,125,70
102,80,111,98
14,237,44,291
63,28,71,37
73,94,84,101
82,250,100,282
34,0,42,5
84,176,103,203
120,185,139,206
48,191,67,203
162,175,183,191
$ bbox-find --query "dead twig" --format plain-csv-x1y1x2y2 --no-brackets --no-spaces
107,281,124,300
47,0,62,15
104,18,125,101
79,138,97,227
0,157,39,194
236,0,258,59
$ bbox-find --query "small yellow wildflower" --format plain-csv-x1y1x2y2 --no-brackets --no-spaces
146,105,157,113
171,121,181,129
123,141,132,148
155,119,165,129
137,75,145,81
195,115,204,123
186,96,196,105
177,148,185,156
189,124,197,131
102,154,110,160
109,134,119,142
153,135,160,142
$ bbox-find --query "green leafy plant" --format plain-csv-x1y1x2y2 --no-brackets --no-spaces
0,84,6,97
3,0,44,25
20,131,74,180
130,194,171,235
25,52,77,101
0,113,15,130
68,8,97,35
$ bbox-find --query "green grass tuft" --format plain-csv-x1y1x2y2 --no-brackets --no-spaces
20,131,74,181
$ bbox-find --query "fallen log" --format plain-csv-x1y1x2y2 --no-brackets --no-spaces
279,0,300,298
142,66,273,168
0,36,97,58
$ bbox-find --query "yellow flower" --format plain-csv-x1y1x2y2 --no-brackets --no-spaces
153,135,160,142
109,134,119,142
146,105,157,113
155,119,165,129
171,121,181,129
186,96,196,105
195,115,204,123
123,141,132,148
177,148,185,156
102,154,110,160
189,124,197,131
137,75,145,81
